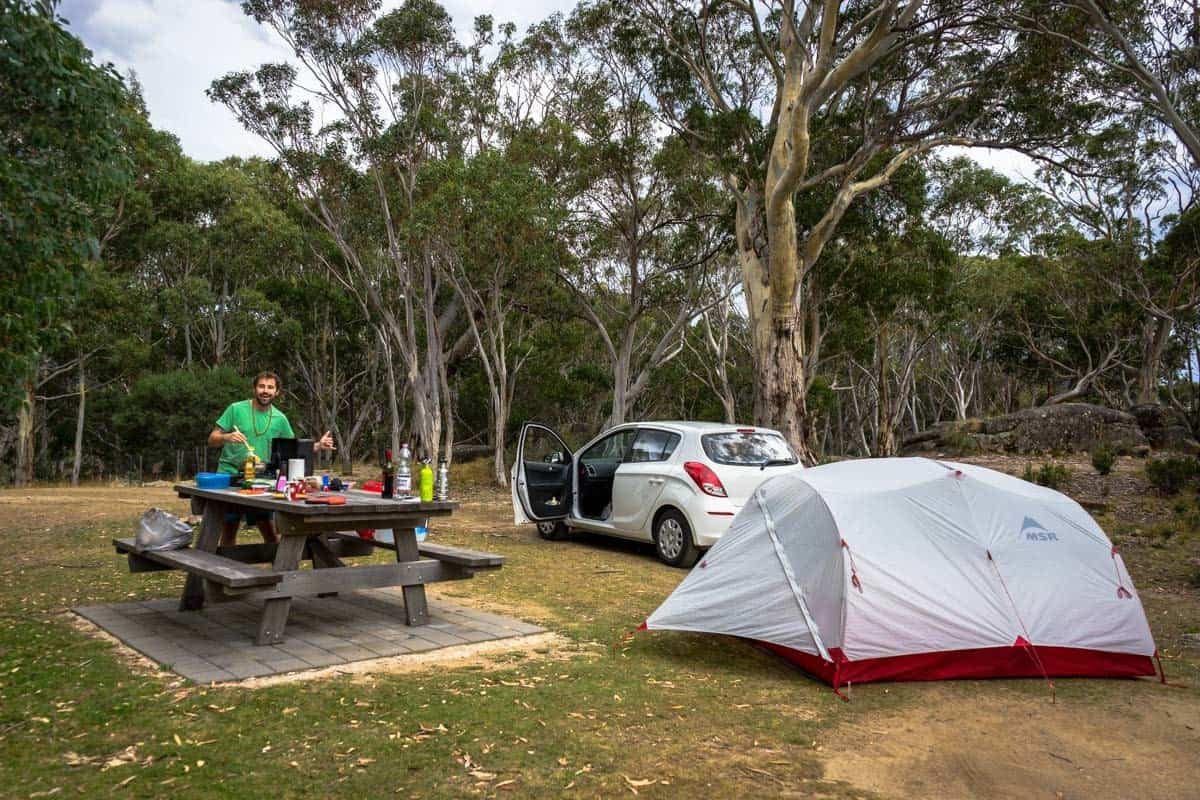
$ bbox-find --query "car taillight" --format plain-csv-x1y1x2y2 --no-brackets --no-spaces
684,461,727,497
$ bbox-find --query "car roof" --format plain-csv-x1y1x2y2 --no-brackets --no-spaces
610,420,784,435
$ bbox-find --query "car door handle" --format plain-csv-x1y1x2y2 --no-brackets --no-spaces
584,464,597,478
647,478,664,485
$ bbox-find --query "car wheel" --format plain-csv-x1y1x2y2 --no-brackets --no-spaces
654,509,699,568
536,520,571,540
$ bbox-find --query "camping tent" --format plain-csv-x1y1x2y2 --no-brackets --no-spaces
643,458,1159,689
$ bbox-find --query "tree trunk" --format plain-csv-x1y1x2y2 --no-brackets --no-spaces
1137,315,1171,405
736,182,814,462
383,337,401,457
492,399,508,487
754,317,814,463
875,324,896,457
71,360,86,487
15,378,35,487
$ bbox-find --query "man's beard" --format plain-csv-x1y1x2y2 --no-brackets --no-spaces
254,394,274,408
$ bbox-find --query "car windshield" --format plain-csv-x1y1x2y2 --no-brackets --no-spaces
701,431,797,466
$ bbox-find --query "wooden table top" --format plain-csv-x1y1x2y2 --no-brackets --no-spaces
175,484,459,518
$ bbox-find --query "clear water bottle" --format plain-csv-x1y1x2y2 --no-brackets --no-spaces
434,458,449,501
396,442,412,497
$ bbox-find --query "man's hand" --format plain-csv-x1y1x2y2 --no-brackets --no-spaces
208,427,246,448
315,431,336,452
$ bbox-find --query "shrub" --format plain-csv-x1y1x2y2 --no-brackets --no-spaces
1155,523,1177,541
1033,462,1071,490
1091,445,1115,476
941,430,979,455
1021,463,1035,483
1145,457,1198,495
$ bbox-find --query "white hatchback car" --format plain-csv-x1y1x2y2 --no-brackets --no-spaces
511,421,804,567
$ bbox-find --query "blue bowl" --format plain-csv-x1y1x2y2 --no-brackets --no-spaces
195,472,233,489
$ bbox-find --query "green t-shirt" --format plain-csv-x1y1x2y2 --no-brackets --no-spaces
214,400,295,475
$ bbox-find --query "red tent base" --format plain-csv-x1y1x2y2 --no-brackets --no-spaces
757,641,1156,686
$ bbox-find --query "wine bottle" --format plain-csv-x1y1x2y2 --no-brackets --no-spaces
382,448,395,499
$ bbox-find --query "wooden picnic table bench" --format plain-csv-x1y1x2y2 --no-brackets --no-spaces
113,485,504,646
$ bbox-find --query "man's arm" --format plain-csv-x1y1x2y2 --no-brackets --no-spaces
208,427,247,448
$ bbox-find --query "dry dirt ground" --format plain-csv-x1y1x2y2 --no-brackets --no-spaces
3,453,1199,800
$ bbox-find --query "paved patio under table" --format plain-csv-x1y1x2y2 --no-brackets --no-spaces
74,589,544,684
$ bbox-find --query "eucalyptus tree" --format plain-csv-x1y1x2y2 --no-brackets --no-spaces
631,0,1062,458
922,158,1063,419
1026,116,1200,405
679,258,752,423
210,0,478,462
1014,0,1199,170
132,158,300,369
528,4,733,428
426,150,562,485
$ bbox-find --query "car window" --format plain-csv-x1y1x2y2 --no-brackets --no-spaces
581,430,636,462
701,431,797,466
523,426,570,464
628,429,681,463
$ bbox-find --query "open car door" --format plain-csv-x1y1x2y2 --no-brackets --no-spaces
512,423,573,525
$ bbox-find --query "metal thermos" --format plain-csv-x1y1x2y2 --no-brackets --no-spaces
434,458,449,501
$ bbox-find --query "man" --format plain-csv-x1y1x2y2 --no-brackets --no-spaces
208,371,335,545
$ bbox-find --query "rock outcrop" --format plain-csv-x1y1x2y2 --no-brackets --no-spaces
1128,404,1200,454
903,403,1149,455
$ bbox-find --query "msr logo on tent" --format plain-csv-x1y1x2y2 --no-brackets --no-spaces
1021,516,1058,542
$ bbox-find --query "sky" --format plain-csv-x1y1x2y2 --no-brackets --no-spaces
57,0,1036,179
58,0,575,163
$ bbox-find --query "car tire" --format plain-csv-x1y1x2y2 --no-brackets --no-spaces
536,520,571,540
654,509,700,568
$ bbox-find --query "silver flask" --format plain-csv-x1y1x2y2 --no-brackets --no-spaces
434,458,450,501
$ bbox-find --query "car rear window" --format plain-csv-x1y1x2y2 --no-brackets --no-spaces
701,432,798,466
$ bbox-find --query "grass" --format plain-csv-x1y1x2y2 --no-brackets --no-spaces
1,461,1198,797
0,496,868,799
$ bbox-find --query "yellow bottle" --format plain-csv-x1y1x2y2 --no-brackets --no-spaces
243,454,255,485
419,460,434,502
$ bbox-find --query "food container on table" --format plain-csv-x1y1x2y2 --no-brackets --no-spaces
195,472,232,489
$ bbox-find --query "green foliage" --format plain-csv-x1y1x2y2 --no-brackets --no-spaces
1023,462,1071,490
942,430,980,455
113,368,248,472
1145,457,1199,496
0,1,133,411
1092,445,1116,476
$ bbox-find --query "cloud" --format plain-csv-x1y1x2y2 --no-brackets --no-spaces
59,0,295,162
57,1,1041,186
57,0,577,163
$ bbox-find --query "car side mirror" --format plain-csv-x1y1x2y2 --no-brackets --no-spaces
545,451,564,465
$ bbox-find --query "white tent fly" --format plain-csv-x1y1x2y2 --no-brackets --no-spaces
643,458,1160,690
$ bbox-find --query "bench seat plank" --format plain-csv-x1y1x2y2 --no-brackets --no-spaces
416,542,505,568
322,532,504,568
114,538,282,588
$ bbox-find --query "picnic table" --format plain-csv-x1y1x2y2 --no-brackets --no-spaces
113,485,504,645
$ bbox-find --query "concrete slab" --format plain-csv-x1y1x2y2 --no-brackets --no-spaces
74,588,543,684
